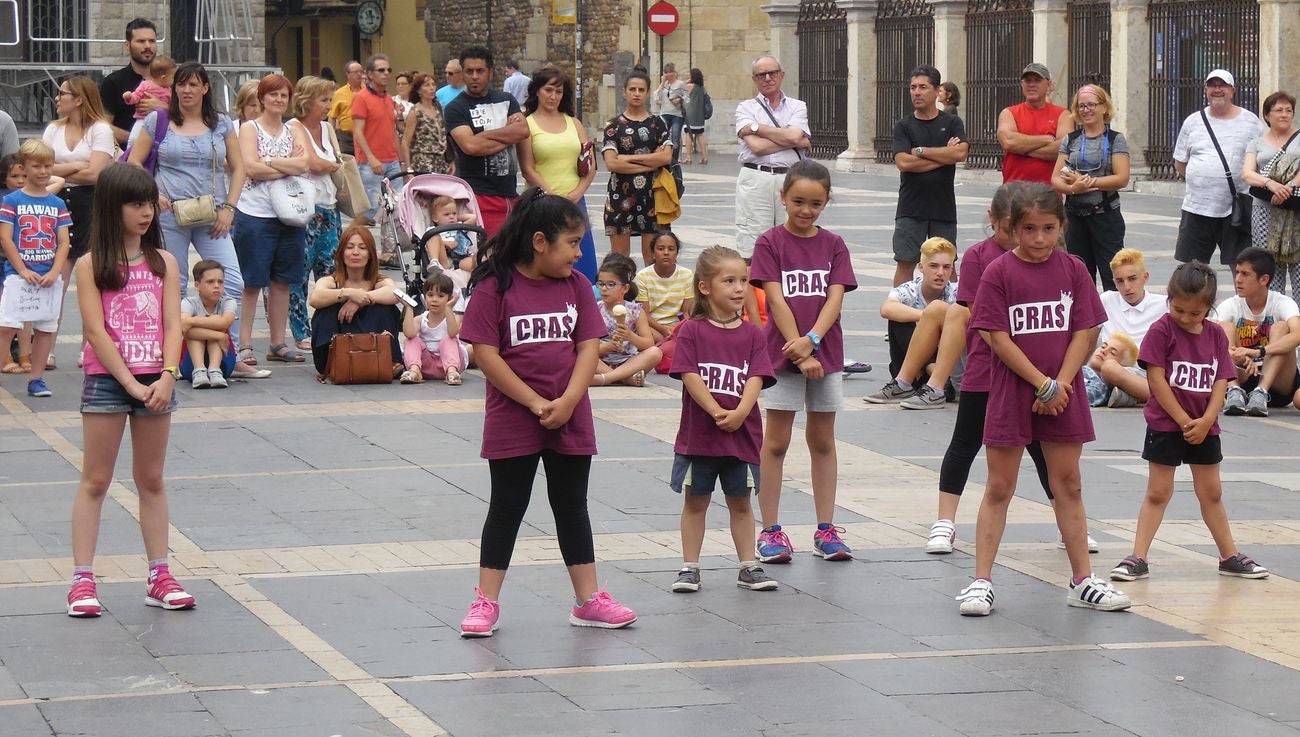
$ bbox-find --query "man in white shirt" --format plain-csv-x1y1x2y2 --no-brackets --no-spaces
1219,247,1300,417
502,60,530,105
1173,69,1265,265
1093,248,1167,407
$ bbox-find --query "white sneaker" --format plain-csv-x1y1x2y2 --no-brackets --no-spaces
1058,533,1099,553
208,369,228,389
926,519,955,554
956,579,994,616
1066,575,1131,611
191,368,211,389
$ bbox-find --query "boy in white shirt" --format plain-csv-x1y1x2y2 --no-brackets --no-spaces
1219,247,1300,417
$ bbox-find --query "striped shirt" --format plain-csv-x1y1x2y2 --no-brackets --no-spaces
635,264,694,327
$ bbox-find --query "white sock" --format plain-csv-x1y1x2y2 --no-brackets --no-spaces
739,560,758,571
682,561,700,571
895,377,913,391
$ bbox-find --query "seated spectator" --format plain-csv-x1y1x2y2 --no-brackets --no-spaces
1219,247,1300,417
1094,247,1165,407
593,253,662,386
307,225,402,377
399,271,469,386
1082,332,1139,406
181,260,236,389
864,237,959,408
634,231,694,373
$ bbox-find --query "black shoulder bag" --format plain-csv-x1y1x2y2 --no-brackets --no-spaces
1200,109,1253,235
1247,129,1300,211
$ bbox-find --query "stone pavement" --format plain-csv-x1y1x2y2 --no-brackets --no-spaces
2,162,1299,736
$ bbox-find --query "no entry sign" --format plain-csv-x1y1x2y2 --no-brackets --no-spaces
647,1,679,36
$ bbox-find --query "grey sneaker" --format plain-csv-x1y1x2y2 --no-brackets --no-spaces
737,565,778,591
671,568,701,593
901,384,946,410
1109,555,1149,581
1219,552,1268,579
1223,386,1247,416
863,379,916,404
1106,386,1138,408
1245,388,1269,417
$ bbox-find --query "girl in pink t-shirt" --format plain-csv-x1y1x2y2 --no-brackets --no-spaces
960,182,1130,617
67,163,191,618
1109,263,1268,582
457,189,637,637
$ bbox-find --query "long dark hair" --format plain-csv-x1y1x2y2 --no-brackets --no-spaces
524,67,575,117
597,251,639,301
89,163,167,291
169,62,220,131
470,187,586,293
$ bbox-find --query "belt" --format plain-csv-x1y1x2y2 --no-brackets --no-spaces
743,163,789,174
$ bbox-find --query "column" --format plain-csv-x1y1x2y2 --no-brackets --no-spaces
1109,0,1149,172
761,0,802,97
929,0,966,94
1258,0,1300,98
836,0,879,171
1032,0,1069,87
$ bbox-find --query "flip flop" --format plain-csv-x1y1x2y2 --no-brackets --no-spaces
626,370,645,387
444,367,462,386
266,344,305,363
295,338,312,351
2,362,24,374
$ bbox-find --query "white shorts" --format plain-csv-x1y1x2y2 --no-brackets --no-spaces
0,274,61,333
762,369,844,412
734,166,785,259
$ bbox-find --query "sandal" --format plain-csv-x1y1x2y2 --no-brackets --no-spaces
47,354,57,370
625,370,645,387
2,361,28,374
444,367,462,386
400,366,424,384
266,343,305,363
238,346,258,365
295,338,312,351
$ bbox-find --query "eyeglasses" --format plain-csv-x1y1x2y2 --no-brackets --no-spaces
1077,102,1102,111
372,67,391,73
56,90,76,98
752,70,781,80
595,281,624,290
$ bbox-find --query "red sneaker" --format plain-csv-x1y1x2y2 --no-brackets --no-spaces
145,572,196,610
67,577,102,618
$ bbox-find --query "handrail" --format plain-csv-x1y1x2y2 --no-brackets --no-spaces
24,1,168,44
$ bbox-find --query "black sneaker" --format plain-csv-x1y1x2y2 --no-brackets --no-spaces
671,568,701,592
1109,555,1149,581
1219,553,1268,579
737,565,778,590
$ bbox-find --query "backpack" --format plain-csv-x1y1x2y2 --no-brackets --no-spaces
702,93,713,122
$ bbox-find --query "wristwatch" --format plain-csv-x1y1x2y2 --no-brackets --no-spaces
913,146,925,158
749,122,760,134
1258,344,1267,358
805,331,822,354
162,366,180,380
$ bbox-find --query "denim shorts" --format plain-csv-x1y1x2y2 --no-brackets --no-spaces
232,210,306,289
670,454,759,498
80,373,177,416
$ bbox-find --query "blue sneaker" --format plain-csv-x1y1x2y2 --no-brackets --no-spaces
757,525,793,564
813,524,852,560
27,378,52,397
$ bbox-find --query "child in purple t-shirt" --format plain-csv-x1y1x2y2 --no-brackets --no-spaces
749,160,858,564
960,182,1131,617
1109,263,1268,582
457,190,637,638
668,246,777,593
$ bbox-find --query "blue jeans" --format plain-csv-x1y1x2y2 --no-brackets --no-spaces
359,159,402,222
289,206,341,341
159,210,245,344
576,195,598,283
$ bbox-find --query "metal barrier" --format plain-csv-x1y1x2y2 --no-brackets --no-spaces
873,0,935,163
963,0,1033,170
797,0,848,160
1145,0,1259,179
1067,0,1110,94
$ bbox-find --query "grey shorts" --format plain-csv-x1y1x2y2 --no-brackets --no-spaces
762,370,844,412
892,217,957,264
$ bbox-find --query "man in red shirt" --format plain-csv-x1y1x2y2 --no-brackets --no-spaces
997,63,1071,184
351,54,401,224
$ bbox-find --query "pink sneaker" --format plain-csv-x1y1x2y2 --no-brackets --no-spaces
569,589,637,629
459,587,500,638
67,577,102,617
145,572,196,610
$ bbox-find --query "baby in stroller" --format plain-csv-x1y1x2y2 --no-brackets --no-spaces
427,195,478,273
395,173,486,314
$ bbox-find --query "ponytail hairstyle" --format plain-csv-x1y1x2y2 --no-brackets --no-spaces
470,187,586,293
1166,260,1218,311
598,251,640,301
689,245,746,320
89,163,167,291
780,158,832,196
987,180,1024,230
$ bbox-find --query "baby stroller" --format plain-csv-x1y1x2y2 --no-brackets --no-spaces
395,173,487,312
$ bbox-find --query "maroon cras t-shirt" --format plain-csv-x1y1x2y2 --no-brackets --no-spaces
1139,314,1236,435
970,249,1106,446
669,319,775,464
955,236,1012,393
749,225,857,374
459,269,606,459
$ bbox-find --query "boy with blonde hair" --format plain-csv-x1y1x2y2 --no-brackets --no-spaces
1096,247,1164,406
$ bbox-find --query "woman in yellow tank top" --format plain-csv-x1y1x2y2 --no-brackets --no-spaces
517,67,599,281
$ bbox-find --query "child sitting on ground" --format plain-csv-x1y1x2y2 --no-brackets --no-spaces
123,56,176,119
180,260,236,389
400,270,469,385
1082,331,1139,407
592,252,662,387
634,230,694,373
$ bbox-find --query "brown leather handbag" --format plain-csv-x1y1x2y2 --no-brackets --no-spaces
326,332,394,384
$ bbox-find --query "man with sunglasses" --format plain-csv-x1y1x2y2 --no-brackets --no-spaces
352,54,403,225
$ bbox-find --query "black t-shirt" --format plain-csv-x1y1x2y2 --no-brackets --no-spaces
443,89,521,198
100,65,144,136
893,111,966,223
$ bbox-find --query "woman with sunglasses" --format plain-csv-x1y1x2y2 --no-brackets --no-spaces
1050,85,1131,289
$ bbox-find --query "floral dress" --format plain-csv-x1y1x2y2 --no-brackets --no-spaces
408,105,451,175
602,112,670,235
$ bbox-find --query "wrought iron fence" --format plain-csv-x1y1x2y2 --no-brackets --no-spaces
964,0,1034,169
1145,0,1259,179
30,0,88,64
1067,0,1111,94
873,0,935,163
797,0,848,160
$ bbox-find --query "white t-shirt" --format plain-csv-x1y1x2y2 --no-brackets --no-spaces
416,312,469,363
1216,290,1300,364
1099,290,1166,346
886,275,957,310
1173,107,1265,217
41,121,115,188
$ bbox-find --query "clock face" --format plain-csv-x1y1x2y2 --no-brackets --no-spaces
357,1,383,34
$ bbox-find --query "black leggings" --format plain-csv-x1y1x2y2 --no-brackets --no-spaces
938,390,1053,499
480,451,595,570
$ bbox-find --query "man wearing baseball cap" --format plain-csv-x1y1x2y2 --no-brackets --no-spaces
1172,69,1265,264
997,63,1072,184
